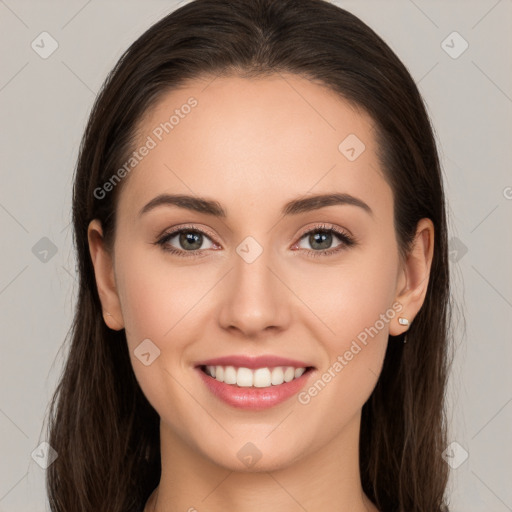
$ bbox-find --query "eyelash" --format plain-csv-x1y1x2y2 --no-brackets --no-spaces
154,223,357,259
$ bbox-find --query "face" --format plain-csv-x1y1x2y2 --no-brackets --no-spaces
89,73,423,472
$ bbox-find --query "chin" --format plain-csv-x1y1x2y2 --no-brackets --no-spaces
201,438,307,473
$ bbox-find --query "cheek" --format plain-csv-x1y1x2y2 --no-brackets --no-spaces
291,244,397,406
291,243,398,342
114,247,208,414
115,245,211,344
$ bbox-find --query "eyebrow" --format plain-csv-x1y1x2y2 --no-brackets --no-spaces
138,192,373,218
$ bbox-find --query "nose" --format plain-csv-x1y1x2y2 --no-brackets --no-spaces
217,242,291,338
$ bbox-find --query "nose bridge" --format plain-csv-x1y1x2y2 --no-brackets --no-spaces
218,234,290,335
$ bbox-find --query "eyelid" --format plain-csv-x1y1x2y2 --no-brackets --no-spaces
155,222,357,256
156,223,219,243
158,222,354,243
295,222,355,242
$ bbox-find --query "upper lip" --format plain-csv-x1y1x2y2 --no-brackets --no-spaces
194,355,314,369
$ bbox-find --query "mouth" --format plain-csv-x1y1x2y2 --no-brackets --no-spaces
197,364,315,388
195,362,316,410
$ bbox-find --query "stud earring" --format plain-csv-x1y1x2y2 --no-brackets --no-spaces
398,317,409,344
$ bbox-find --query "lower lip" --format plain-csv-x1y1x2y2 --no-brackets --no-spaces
196,367,314,410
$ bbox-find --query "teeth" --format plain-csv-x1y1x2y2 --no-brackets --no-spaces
253,368,272,387
224,366,237,385
204,365,307,387
284,367,295,382
271,367,284,385
237,367,253,387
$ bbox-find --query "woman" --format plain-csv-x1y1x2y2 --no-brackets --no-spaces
44,0,454,510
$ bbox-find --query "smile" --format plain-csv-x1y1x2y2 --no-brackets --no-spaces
196,364,315,410
201,364,309,387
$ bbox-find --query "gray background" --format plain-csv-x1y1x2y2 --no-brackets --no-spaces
0,0,511,510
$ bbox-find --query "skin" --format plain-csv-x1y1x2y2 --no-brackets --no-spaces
88,73,434,512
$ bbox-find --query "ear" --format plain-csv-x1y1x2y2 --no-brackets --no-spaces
389,218,434,336
87,219,124,331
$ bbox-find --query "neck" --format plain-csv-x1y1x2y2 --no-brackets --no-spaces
145,411,379,512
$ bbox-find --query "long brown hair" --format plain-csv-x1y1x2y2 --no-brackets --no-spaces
44,1,454,510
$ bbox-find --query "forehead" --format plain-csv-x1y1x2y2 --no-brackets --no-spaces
118,73,391,220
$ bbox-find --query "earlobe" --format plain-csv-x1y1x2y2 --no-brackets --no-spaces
87,219,125,331
103,311,124,330
390,218,434,337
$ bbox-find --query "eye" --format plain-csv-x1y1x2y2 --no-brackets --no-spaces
154,223,357,258
155,224,218,257
294,224,357,257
